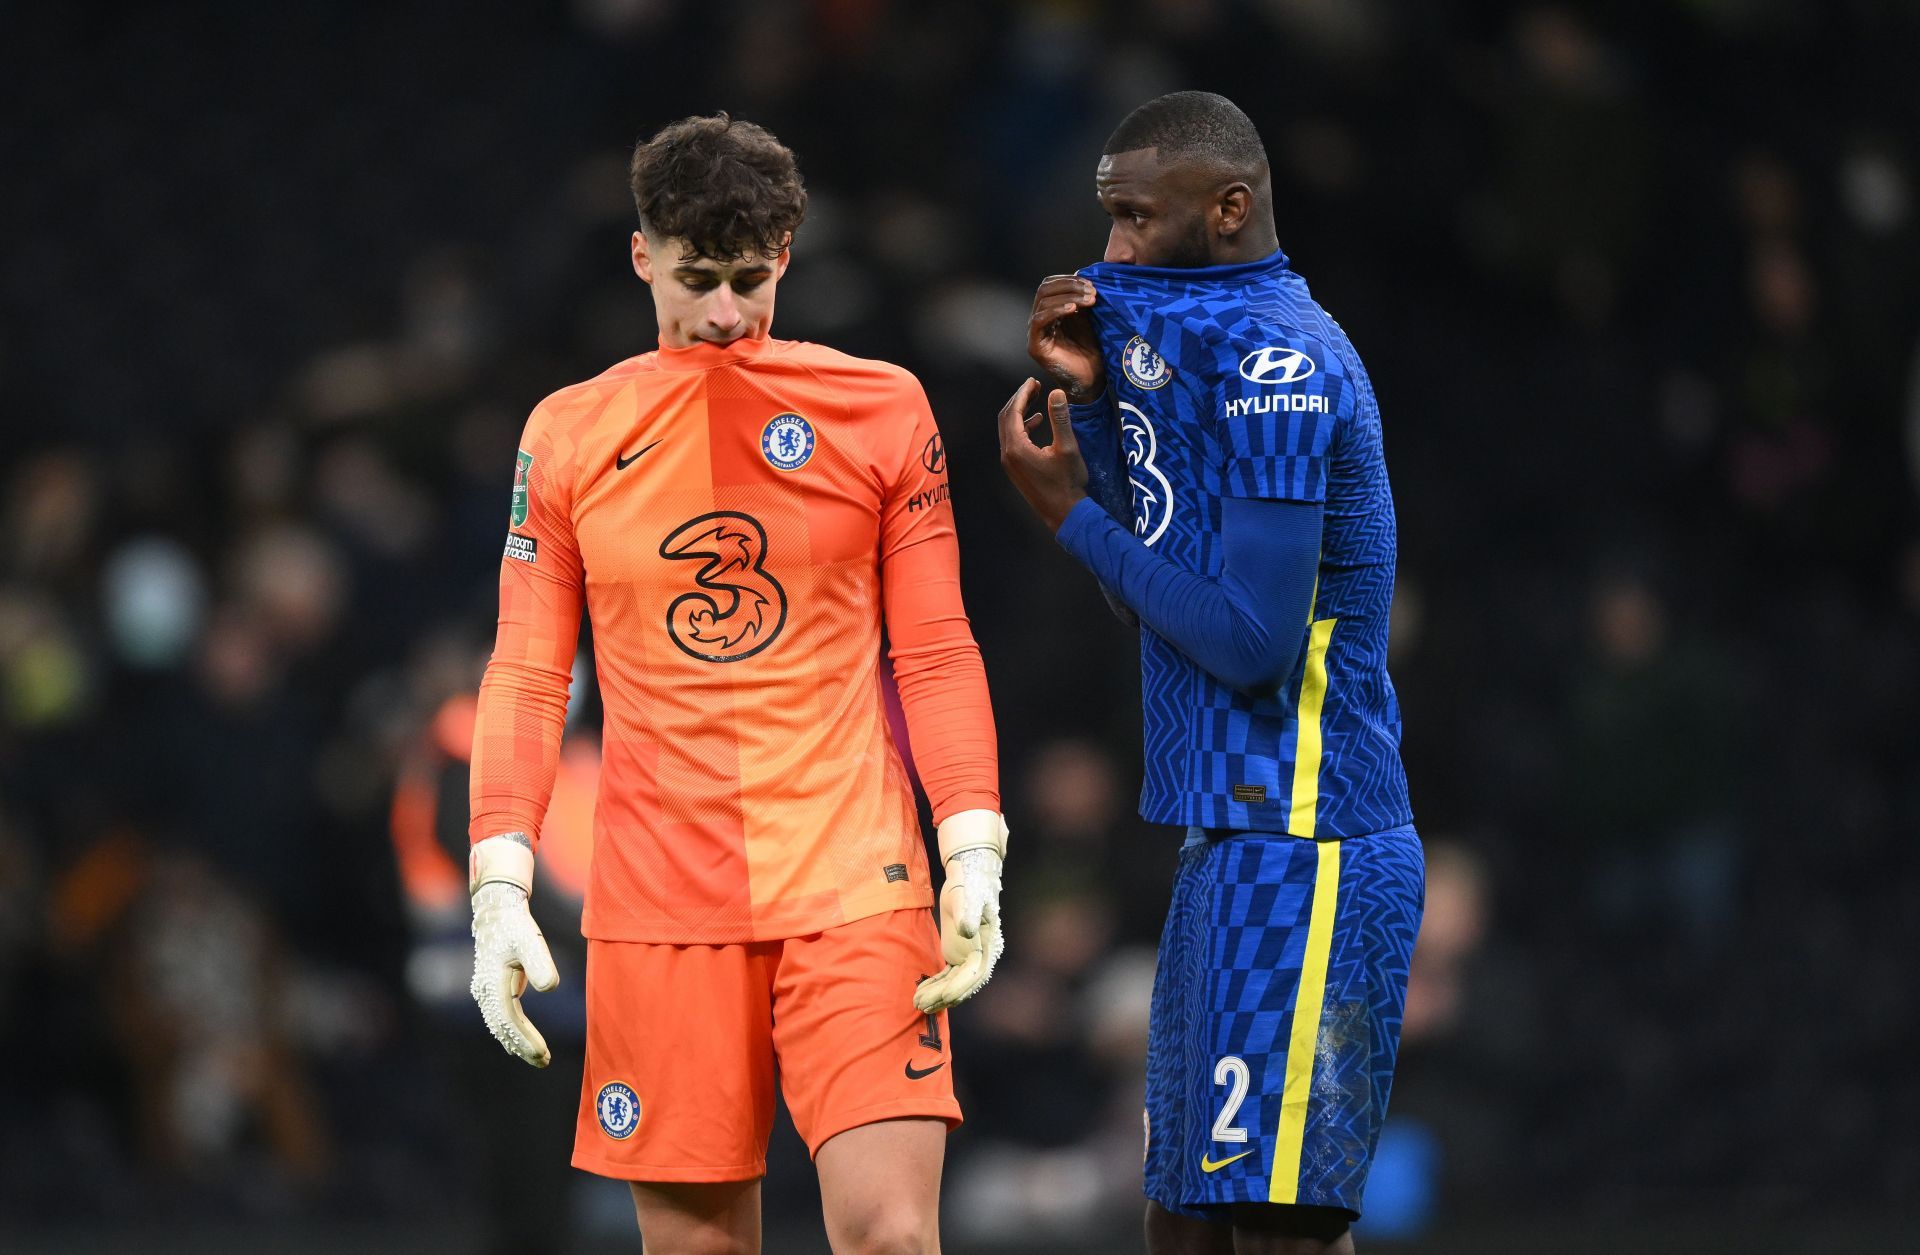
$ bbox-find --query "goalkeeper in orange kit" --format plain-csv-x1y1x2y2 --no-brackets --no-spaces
463,114,1005,1253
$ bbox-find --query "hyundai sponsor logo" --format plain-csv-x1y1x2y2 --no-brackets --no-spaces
1238,346,1316,385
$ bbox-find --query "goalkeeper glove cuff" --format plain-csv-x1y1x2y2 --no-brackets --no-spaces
469,830,534,895
934,807,1007,864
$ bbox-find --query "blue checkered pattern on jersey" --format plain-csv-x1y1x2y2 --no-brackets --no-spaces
1143,827,1424,1219
1078,251,1413,838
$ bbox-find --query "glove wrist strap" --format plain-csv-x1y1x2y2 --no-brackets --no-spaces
470,832,535,896
935,809,1008,865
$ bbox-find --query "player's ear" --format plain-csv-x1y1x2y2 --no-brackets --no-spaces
631,231,653,285
1216,183,1253,239
773,237,792,280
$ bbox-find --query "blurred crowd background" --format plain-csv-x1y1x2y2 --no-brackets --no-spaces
5,1,1919,1251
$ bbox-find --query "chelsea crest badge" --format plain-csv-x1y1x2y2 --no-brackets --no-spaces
761,412,817,471
597,1081,641,1139
1121,336,1171,390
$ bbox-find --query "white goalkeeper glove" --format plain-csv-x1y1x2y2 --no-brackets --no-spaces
914,810,1008,1013
469,833,559,1068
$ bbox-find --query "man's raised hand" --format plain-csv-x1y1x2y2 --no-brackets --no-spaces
998,379,1088,533
1028,275,1104,403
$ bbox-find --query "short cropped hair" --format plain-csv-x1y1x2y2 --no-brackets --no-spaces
628,113,808,262
1103,91,1268,171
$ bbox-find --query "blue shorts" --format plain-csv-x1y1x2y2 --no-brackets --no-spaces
1144,825,1424,1219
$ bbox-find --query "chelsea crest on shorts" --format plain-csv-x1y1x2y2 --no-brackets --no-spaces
596,1081,641,1140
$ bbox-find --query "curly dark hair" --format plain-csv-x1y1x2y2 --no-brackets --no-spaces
628,113,808,263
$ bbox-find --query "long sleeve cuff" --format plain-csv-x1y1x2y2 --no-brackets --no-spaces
1056,494,1112,548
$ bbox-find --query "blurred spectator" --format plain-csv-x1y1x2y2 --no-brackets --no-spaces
1564,568,1743,948
44,833,329,1198
388,657,597,1255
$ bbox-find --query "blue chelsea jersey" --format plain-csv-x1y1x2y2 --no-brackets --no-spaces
1078,250,1412,838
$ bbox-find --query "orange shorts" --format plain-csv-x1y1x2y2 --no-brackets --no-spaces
571,907,961,1182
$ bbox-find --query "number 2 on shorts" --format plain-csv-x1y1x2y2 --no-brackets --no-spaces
1211,1055,1251,1143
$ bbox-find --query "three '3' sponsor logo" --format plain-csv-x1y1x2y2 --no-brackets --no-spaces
658,512,788,662
1119,402,1173,547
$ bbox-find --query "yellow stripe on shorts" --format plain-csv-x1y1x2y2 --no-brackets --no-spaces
1287,618,1339,839
1268,837,1342,1204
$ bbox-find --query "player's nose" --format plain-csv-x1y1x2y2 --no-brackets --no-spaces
1103,226,1133,265
706,287,743,332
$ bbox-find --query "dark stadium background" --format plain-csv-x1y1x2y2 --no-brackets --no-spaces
4,2,1918,1252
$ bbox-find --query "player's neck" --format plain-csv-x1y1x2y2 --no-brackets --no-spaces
1211,226,1281,265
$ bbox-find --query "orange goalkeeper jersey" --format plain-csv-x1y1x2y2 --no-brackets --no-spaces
470,336,999,943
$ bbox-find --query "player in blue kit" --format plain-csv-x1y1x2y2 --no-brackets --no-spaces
997,92,1424,1254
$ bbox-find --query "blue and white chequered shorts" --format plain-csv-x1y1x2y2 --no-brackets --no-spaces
1144,825,1424,1219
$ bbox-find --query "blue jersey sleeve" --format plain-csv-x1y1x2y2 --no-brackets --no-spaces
1056,494,1323,694
1068,392,1140,628
1070,393,1132,525
1216,332,1347,504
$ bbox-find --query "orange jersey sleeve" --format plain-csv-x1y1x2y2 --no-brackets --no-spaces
470,338,999,943
468,390,593,848
871,372,999,823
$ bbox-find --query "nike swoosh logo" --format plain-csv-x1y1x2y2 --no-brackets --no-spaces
616,439,662,470
1200,1149,1255,1173
904,1060,945,1081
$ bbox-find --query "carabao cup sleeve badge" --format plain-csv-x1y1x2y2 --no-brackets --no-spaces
511,449,534,525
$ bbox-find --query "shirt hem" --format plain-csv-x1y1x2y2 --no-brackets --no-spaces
581,884,934,944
